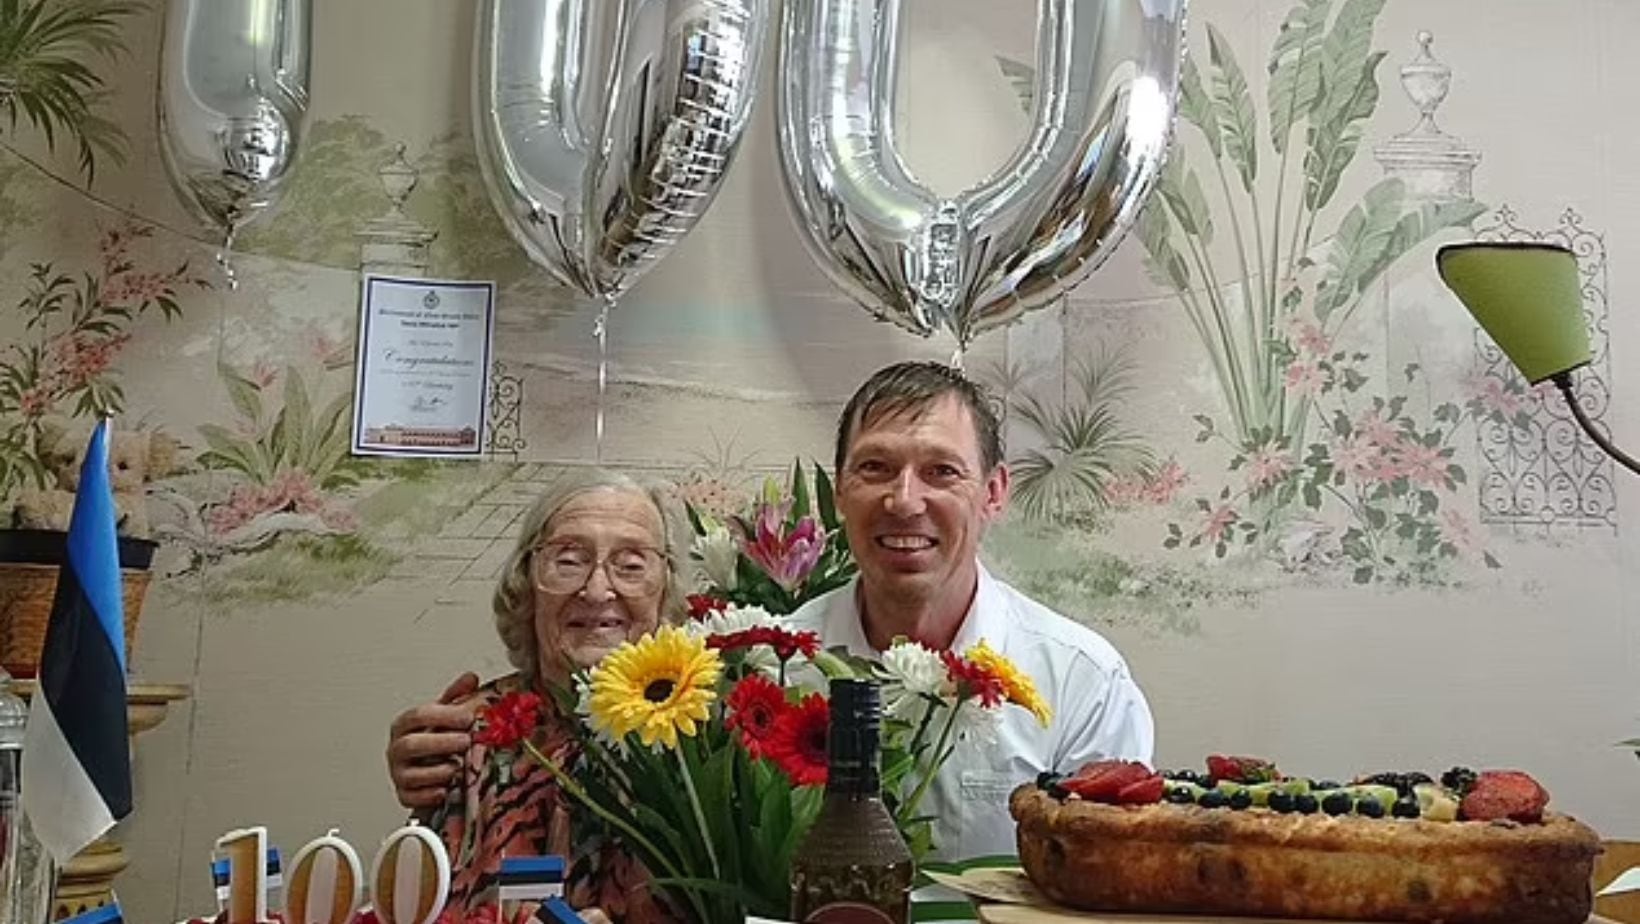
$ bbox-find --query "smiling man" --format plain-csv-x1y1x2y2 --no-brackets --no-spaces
789,360,1155,862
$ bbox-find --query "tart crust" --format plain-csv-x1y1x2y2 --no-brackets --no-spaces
1010,785,1602,924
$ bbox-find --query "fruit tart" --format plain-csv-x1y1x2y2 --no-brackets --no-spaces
1010,755,1602,924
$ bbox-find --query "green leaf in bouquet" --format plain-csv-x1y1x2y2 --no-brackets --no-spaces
684,500,707,536
789,457,811,519
813,463,840,531
645,875,759,909
783,784,824,860
881,748,916,794
903,819,936,864
631,801,698,882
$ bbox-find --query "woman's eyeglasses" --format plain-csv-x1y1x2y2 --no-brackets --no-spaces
531,542,667,596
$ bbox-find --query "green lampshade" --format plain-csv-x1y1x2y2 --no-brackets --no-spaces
1436,242,1591,384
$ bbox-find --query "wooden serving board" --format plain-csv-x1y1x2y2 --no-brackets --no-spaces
978,908,1619,924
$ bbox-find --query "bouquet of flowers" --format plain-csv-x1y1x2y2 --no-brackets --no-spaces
474,610,1050,923
685,461,855,616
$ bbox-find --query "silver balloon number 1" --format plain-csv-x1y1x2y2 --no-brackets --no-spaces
777,0,1188,351
158,0,312,290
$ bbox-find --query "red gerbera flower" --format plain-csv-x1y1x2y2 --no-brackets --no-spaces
707,626,822,661
725,674,789,758
472,690,543,749
764,692,829,786
686,593,729,620
940,650,1004,708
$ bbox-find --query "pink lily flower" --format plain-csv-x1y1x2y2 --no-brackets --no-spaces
741,500,828,592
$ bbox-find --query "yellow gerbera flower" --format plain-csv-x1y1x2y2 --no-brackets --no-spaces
587,626,722,749
967,639,1051,727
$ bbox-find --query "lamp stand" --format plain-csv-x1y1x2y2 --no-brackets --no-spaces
1551,371,1640,476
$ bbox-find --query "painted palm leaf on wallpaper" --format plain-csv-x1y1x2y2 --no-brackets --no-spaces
0,0,139,182
1002,0,1498,584
1005,347,1156,525
0,0,158,514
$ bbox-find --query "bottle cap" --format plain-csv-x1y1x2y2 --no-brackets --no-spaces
827,678,881,727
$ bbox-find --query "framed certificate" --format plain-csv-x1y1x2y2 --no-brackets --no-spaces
352,275,496,458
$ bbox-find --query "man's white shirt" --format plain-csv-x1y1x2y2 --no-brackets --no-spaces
786,563,1155,861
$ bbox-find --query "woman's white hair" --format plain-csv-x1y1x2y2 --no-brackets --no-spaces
493,468,693,684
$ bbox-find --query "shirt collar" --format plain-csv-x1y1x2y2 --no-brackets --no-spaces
949,562,1007,655
832,561,1006,656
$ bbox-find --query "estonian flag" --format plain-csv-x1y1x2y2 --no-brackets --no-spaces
496,855,565,902
60,900,124,924
22,419,132,863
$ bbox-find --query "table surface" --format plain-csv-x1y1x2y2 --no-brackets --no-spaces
977,910,1618,924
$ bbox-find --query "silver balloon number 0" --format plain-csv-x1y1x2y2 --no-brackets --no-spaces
777,0,1188,350
474,0,769,455
158,0,312,286
474,0,769,302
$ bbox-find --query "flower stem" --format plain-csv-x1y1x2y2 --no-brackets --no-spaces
809,649,857,680
898,699,960,826
676,746,722,880
520,740,708,924
906,697,938,760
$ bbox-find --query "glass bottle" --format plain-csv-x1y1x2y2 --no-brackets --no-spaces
0,668,54,924
789,678,913,924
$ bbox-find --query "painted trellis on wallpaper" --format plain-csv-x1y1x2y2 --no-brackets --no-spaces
1470,207,1617,530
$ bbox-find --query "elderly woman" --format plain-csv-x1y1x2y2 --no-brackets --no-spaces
385,469,688,923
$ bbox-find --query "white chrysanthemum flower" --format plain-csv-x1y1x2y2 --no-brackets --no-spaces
692,525,740,591
684,603,778,638
876,640,949,724
574,674,630,756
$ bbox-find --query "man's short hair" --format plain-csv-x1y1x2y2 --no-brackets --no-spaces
835,361,1005,474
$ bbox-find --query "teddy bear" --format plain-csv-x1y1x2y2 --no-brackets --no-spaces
7,419,183,539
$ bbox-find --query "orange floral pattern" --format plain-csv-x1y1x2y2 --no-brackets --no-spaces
429,675,679,924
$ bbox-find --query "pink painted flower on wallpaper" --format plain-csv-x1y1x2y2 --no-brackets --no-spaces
1146,460,1188,504
1103,460,1188,508
50,331,131,389
17,386,49,419
1198,503,1238,545
1440,507,1480,554
249,359,280,388
1359,451,1406,486
205,470,358,539
741,501,829,592
304,326,353,370
1394,440,1453,490
1329,433,1381,482
1283,360,1326,397
319,505,361,533
268,468,325,515
1244,445,1293,494
1102,475,1145,507
1354,409,1402,448
1463,373,1527,418
1284,317,1333,358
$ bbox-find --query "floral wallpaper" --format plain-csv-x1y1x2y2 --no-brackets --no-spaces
0,0,1636,921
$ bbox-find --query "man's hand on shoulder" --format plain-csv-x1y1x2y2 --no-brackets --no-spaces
386,671,482,811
